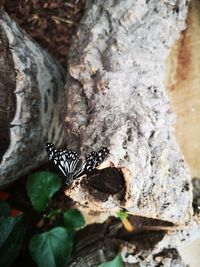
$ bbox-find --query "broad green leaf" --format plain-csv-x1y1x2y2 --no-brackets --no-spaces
29,227,73,267
63,209,85,230
26,172,61,211
0,201,10,218
0,215,25,267
98,253,123,267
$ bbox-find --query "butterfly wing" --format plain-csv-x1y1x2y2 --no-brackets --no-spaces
58,149,79,177
46,143,109,184
84,147,109,172
45,143,80,181
45,143,57,160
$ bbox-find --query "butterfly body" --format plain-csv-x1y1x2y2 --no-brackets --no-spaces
45,143,109,184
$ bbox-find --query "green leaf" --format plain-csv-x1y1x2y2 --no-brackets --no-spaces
63,209,85,230
0,201,10,218
26,172,61,211
29,227,73,267
0,215,25,267
98,253,123,267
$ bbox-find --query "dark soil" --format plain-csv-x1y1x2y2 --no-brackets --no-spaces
1,0,85,67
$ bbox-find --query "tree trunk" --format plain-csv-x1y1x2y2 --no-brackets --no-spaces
64,0,195,266
0,9,66,187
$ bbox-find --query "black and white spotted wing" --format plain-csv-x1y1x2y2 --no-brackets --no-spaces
45,143,109,184
85,147,109,172
45,143,83,184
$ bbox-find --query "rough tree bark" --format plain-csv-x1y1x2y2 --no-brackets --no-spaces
63,0,196,266
0,9,65,187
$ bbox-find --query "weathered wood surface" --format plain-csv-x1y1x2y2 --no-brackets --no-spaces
166,0,200,178
69,217,188,267
0,9,65,187
64,0,195,265
65,0,192,224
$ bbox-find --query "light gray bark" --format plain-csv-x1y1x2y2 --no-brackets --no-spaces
0,9,65,187
64,0,195,266
65,0,192,225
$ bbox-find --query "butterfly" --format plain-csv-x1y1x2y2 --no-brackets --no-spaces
45,143,109,184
